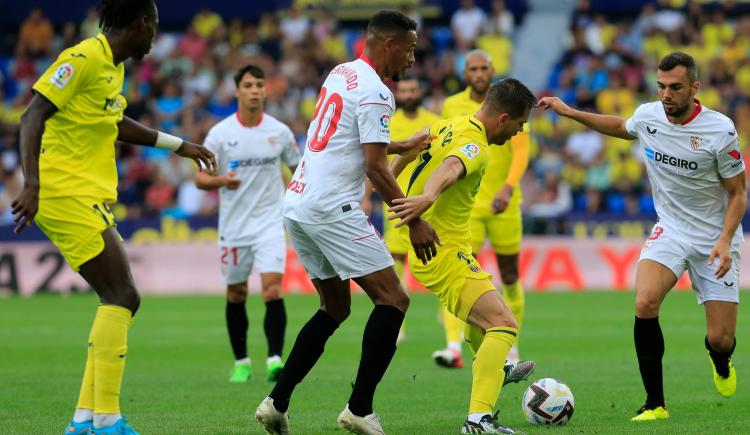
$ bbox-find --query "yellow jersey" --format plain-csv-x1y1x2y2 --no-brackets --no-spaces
441,87,528,214
388,107,442,190
407,115,489,249
32,33,127,202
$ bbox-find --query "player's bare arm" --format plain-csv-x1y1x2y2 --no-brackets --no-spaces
11,93,58,233
195,171,240,190
537,96,635,140
364,142,440,263
386,128,435,155
117,115,217,173
709,171,747,278
389,155,465,226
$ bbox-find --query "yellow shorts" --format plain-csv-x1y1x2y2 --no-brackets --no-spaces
383,205,410,255
35,196,117,271
470,207,522,255
410,245,496,321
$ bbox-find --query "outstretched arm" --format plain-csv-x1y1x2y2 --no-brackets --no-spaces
117,116,216,173
537,96,635,140
11,94,58,233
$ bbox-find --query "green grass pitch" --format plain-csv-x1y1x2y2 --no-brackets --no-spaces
1,291,748,434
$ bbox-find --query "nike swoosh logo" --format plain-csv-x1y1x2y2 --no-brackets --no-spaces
729,131,736,136
379,93,389,101
70,53,87,59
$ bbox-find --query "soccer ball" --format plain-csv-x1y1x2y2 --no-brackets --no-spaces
521,378,575,426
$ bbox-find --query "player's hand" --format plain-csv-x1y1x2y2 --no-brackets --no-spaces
389,194,434,228
11,184,39,234
176,141,217,173
223,172,241,190
406,218,441,264
537,96,573,117
492,184,514,214
389,128,435,156
708,240,732,278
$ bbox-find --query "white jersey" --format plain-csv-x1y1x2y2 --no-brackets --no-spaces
284,56,394,223
204,112,301,245
626,100,745,249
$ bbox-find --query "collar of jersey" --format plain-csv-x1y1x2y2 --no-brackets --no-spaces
358,54,376,72
468,115,486,133
95,33,114,64
665,98,702,126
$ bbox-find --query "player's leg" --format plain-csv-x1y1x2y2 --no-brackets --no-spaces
260,272,286,381
462,281,519,433
391,252,408,344
704,301,738,397
226,281,252,383
487,210,524,363
631,259,677,421
77,227,139,432
691,249,740,398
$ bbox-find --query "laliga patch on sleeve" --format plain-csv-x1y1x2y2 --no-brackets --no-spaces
460,143,480,159
379,113,391,134
50,63,74,89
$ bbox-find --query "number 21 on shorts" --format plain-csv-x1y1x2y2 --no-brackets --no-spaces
221,246,238,265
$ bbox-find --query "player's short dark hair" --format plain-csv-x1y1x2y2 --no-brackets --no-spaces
99,0,155,32
658,52,697,82
484,78,536,119
367,10,417,38
234,65,265,87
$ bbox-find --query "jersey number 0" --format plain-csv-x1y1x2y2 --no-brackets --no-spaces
308,86,343,152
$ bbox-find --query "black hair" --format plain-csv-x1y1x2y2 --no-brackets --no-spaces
99,0,156,32
367,10,417,37
484,78,536,119
234,64,265,87
658,52,697,82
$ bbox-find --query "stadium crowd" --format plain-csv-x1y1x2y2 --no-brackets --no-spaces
1,0,749,232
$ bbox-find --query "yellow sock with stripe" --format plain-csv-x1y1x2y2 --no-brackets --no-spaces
469,326,518,414
443,306,464,349
73,327,95,422
502,281,525,332
92,305,132,416
464,323,485,357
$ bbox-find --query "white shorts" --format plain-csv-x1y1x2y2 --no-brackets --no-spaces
284,210,394,280
639,224,740,304
219,233,286,285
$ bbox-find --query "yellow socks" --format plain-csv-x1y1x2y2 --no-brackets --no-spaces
75,327,96,413
442,306,464,348
464,323,485,357
502,281,525,332
394,258,407,335
91,305,133,415
468,327,518,414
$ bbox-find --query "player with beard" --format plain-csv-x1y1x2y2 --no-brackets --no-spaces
434,50,532,369
539,51,745,422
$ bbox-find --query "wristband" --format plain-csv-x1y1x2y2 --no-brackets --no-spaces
155,131,183,151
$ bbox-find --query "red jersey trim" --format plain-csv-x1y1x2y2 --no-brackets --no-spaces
673,98,702,125
359,54,376,71
236,111,263,128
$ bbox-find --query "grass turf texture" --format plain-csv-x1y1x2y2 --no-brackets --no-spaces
0,291,748,434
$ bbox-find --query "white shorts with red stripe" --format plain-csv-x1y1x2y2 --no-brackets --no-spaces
284,210,394,281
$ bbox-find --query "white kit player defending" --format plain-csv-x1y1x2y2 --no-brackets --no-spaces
255,10,439,435
538,51,746,422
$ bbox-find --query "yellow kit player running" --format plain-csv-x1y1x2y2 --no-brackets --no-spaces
11,2,216,434
389,79,536,434
384,76,441,343
435,49,531,367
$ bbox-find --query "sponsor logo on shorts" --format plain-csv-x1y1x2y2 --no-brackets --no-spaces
644,148,698,170
50,63,74,89
460,143,480,160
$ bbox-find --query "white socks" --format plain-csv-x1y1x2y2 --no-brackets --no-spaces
94,413,121,428
73,408,93,423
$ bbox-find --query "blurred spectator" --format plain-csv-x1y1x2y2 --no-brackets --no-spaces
16,7,54,57
451,0,487,47
566,126,603,165
280,7,310,45
484,0,514,36
192,8,224,39
80,7,100,39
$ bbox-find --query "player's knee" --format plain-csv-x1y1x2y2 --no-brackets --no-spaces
322,304,350,323
261,284,283,302
635,293,661,317
707,330,735,352
499,269,519,285
116,286,140,314
227,285,248,303
382,287,410,312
